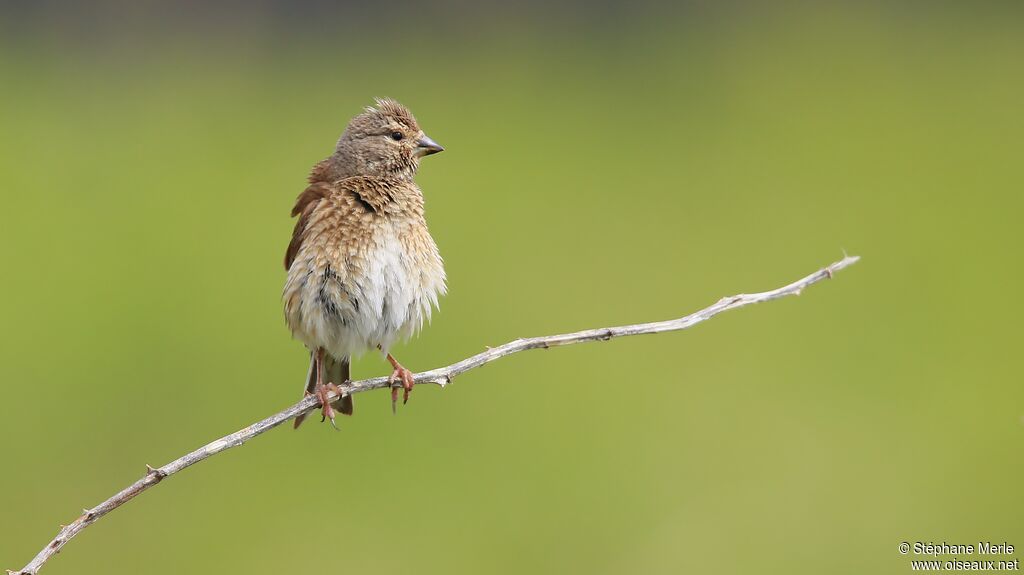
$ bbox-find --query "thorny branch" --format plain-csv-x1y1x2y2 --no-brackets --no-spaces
10,255,859,575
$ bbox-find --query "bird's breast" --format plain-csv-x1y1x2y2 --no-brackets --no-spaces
283,215,445,358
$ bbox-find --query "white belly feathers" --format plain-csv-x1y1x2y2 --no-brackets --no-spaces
283,222,445,360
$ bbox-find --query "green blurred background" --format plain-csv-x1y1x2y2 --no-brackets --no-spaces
2,1,1022,573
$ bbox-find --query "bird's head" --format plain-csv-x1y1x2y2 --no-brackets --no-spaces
332,98,444,180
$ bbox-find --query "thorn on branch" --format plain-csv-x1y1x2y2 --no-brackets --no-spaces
145,464,166,481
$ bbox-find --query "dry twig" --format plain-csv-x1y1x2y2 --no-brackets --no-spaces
10,255,859,574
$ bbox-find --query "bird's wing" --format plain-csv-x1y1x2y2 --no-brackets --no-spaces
284,182,333,270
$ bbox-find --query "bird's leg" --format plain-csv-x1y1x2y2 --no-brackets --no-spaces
313,348,338,429
380,347,415,413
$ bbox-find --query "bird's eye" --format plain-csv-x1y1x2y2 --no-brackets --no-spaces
390,131,403,141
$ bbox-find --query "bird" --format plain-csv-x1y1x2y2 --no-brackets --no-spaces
282,98,447,428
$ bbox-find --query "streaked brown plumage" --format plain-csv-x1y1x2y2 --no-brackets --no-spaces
283,98,446,427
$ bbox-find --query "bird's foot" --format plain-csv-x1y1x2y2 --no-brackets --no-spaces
387,361,415,414
315,383,342,429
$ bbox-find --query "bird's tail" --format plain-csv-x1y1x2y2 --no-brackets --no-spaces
293,352,354,429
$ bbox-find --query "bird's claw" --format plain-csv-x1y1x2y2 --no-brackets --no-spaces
388,365,415,413
315,383,341,430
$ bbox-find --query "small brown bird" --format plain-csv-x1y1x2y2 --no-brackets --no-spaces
283,98,447,428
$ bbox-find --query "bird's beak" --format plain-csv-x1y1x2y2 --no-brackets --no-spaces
415,135,444,157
